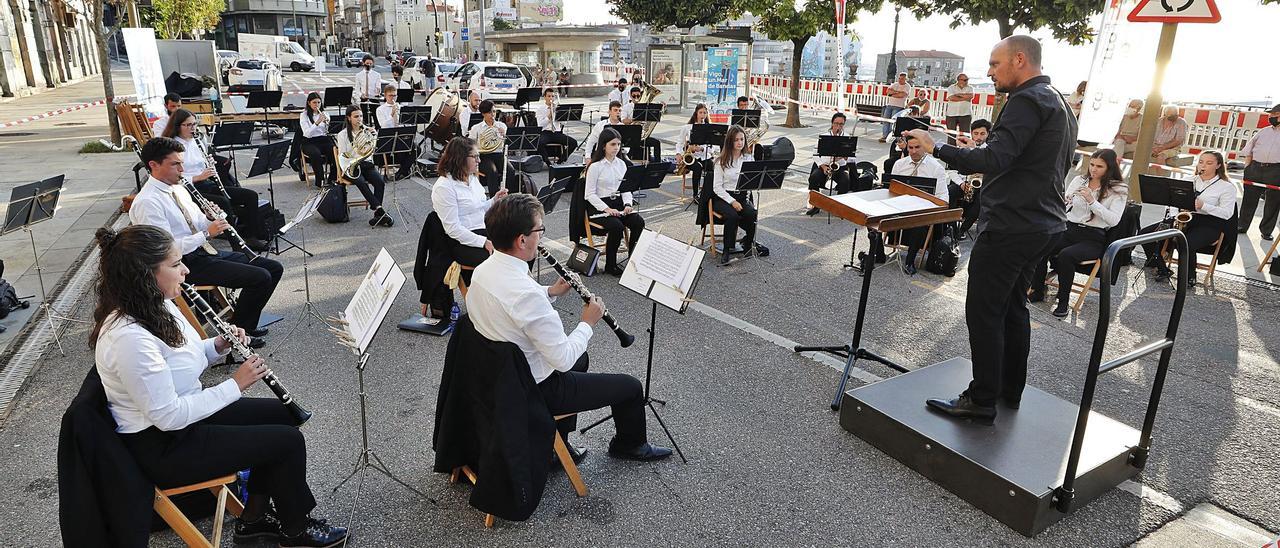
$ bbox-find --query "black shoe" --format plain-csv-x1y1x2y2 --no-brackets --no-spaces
1144,256,1165,269
901,260,917,276
552,443,589,465
1264,233,1274,241
1027,289,1045,303
370,209,395,227
279,517,349,548
925,394,996,423
608,441,673,462
805,207,821,216
248,336,266,349
233,513,281,543
1001,396,1021,409
719,252,733,266
1188,276,1197,288
1154,267,1174,282
604,265,625,277
957,232,968,241
1238,227,1248,234
1052,300,1070,318
753,243,770,257
243,238,270,252
247,327,269,338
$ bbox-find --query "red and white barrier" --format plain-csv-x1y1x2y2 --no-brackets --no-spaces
0,99,107,129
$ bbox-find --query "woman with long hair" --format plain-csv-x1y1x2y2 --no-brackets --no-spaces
298,91,336,186
430,136,507,289
160,108,267,251
677,103,712,196
91,225,348,547
1030,148,1129,316
335,104,394,227
710,125,761,265
1139,150,1237,286
585,128,645,276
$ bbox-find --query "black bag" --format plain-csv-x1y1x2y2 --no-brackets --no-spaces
0,278,30,320
317,185,349,223
925,224,960,277
257,200,285,238
566,242,600,276
1271,255,1280,276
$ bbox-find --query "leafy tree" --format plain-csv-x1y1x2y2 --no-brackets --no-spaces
148,0,223,39
747,0,882,127
896,0,1103,45
607,0,743,30
92,0,121,143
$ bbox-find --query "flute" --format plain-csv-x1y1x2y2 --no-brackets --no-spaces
180,283,312,426
536,245,635,348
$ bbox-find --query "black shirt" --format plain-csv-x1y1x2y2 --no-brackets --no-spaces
934,75,1076,234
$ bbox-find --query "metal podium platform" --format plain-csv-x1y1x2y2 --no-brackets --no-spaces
839,357,1140,536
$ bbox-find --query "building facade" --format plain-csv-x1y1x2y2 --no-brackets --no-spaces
874,49,963,87
213,0,329,56
0,0,103,97
391,0,458,58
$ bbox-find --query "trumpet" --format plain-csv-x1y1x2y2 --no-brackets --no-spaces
537,245,634,348
181,177,259,261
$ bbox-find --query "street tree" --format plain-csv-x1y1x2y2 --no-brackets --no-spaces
748,0,881,128
90,0,121,143
607,0,743,30
149,0,223,39
896,0,1103,45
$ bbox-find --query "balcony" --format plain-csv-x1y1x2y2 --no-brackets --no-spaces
227,0,326,16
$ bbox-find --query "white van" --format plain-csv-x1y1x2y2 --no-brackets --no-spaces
238,33,315,72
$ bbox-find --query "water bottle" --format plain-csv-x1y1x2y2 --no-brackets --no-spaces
450,302,460,323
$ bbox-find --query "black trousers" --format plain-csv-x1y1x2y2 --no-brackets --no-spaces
194,177,265,240
1031,223,1107,302
182,250,283,331
587,197,645,269
537,353,647,450
477,153,518,196
1139,219,1223,270
300,136,336,185
351,161,386,209
965,230,1061,405
945,115,972,146
119,398,315,526
1239,162,1280,234
537,130,577,164
711,193,758,252
640,137,662,162
953,186,981,233
808,163,851,194
447,228,490,285
688,159,712,197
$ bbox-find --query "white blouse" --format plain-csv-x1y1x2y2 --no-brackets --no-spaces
712,152,754,204
95,301,237,433
175,136,209,179
585,156,632,210
299,110,329,138
467,120,507,143
534,102,562,132
1064,176,1128,229
376,101,402,129
1188,176,1236,221
431,173,493,249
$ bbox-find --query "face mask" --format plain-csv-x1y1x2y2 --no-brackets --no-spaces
1271,116,1280,127
364,65,371,71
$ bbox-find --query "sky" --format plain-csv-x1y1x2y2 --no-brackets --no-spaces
554,0,1279,105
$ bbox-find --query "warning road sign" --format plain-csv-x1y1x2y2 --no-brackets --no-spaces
1128,0,1221,23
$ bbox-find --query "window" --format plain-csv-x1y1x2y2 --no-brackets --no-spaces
484,66,522,79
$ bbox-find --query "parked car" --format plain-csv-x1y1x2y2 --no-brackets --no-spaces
227,58,281,92
515,64,535,89
445,62,525,101
216,50,240,84
345,50,370,68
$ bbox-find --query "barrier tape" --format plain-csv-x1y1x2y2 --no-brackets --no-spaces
0,99,106,129
221,80,623,97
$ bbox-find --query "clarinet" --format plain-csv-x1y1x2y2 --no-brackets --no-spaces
180,177,260,261
180,283,312,426
536,245,635,348
194,129,233,202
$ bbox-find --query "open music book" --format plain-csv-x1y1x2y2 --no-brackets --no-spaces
334,248,405,355
620,230,704,314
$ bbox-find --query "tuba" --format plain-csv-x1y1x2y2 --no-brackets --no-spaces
338,126,377,180
743,95,771,154
635,81,665,143
476,124,503,154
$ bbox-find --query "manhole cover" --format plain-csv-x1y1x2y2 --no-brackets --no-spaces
0,132,36,137
54,122,86,126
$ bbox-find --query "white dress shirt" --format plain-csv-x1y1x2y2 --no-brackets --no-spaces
95,301,237,433
585,156,632,211
458,104,478,134
467,119,507,143
431,173,493,248
608,88,630,107
1243,125,1280,164
892,154,949,203
467,251,592,384
815,129,848,168
175,136,209,178
678,123,712,161
354,69,383,100
1064,176,1128,229
1177,176,1235,221
944,84,974,117
583,118,623,157
152,114,170,137
299,110,329,138
129,176,212,255
376,101,402,129
534,102,561,132
712,152,754,204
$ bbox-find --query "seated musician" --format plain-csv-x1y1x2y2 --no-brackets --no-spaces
806,112,852,216
952,118,991,238
621,87,662,162
130,137,283,346
151,92,182,136
375,84,414,180
466,100,511,195
90,224,348,547
534,88,577,165
390,63,413,90
890,134,948,275
584,100,624,157
458,91,482,136
1028,149,1128,317
298,91,336,187
335,105,395,227
467,193,672,462
711,126,762,265
677,103,712,196
585,128,645,276
1139,151,1237,286
160,108,268,252
432,136,507,286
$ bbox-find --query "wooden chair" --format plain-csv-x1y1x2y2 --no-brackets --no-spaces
333,146,370,211
153,474,243,548
1258,235,1280,273
583,215,631,256
449,414,587,528
1163,233,1224,284
1045,259,1103,315
699,200,726,256
455,263,477,298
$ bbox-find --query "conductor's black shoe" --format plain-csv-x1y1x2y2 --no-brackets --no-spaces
248,327,269,338
925,394,997,423
604,265,625,277
248,336,267,349
233,513,281,542
1052,301,1070,318
608,441,673,462
805,207,821,216
279,517,348,548
1154,266,1174,281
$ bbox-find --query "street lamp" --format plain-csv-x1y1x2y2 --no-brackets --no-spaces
885,5,900,84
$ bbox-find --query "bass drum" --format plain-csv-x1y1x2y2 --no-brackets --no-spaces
423,88,461,145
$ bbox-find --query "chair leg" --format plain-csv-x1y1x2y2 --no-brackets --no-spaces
154,490,213,548
1259,235,1280,273
1073,264,1100,315
210,486,229,547
484,514,495,528
552,432,588,497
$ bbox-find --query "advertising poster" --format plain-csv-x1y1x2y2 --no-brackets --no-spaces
706,47,739,112
649,47,682,106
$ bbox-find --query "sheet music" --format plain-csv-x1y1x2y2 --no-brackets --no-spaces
340,248,406,354
620,230,704,313
880,194,937,212
280,190,326,234
634,231,695,289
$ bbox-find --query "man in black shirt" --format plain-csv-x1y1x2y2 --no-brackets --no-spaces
904,35,1075,424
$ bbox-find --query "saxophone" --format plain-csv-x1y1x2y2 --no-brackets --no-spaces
338,126,377,180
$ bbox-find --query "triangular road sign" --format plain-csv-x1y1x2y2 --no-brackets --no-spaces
1128,0,1221,23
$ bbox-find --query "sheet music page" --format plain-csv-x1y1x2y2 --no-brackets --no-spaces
342,248,405,354
620,230,705,313
881,194,937,213
634,231,694,289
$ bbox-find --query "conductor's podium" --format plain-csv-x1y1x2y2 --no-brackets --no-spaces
839,357,1140,536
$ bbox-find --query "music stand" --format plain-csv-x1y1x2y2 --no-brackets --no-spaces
210,121,254,177
323,86,353,119
513,86,543,110
736,160,789,191
326,119,347,134
691,123,728,148
245,140,299,255
1,175,82,355
376,126,418,223
541,165,579,213
467,112,483,130
888,174,941,195
1138,174,1196,211
731,108,761,129
396,88,415,104
267,190,333,358
818,135,858,158
631,103,663,123
554,103,583,123
505,126,542,155
605,124,643,159
400,106,434,179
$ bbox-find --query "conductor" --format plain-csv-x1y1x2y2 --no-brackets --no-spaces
903,35,1076,424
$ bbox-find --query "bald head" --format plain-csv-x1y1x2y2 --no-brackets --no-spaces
987,35,1043,93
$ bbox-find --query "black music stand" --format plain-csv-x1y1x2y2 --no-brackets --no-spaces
396,88,415,104
2,175,78,355
630,104,664,163
541,165,580,213
731,108,761,129
605,124,643,159
554,103,583,123
1138,174,1196,211
326,119,347,134
245,140,299,255
375,126,418,222
211,121,254,177
323,86,353,119
467,112,483,130
505,126,541,155
400,106,434,178
815,135,860,223
736,160,789,191
513,86,543,110
888,174,941,194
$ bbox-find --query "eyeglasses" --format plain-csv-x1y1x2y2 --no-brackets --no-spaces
526,226,546,235
467,154,480,159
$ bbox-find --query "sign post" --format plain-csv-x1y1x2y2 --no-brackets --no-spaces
1125,0,1220,199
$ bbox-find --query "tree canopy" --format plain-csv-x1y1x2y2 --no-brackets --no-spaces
607,0,743,30
897,0,1104,45
148,0,223,40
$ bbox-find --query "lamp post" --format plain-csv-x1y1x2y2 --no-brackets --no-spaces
885,5,900,84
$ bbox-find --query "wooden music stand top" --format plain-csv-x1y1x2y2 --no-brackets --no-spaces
810,181,962,232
